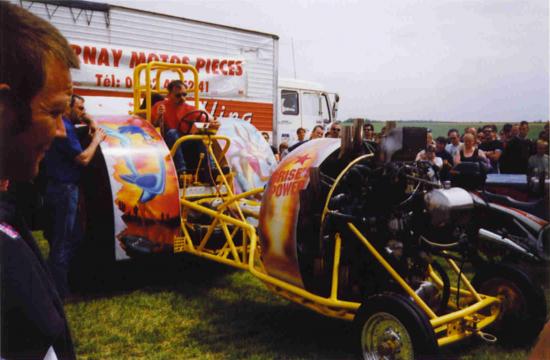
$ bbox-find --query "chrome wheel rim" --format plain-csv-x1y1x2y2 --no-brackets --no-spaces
361,312,413,360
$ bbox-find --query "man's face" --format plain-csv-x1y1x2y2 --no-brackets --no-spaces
520,123,529,138
511,125,520,137
363,125,374,139
2,57,72,181
328,124,341,138
482,129,492,142
449,131,459,145
436,141,445,152
297,129,306,140
70,97,85,122
170,85,186,104
311,127,324,139
477,132,484,143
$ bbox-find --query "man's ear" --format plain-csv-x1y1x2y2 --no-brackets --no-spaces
0,84,32,135
0,85,17,142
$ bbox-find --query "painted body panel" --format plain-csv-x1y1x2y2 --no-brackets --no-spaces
217,118,278,193
97,115,180,260
259,138,340,287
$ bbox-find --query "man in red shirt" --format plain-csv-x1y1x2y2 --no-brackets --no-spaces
152,80,200,134
152,80,217,172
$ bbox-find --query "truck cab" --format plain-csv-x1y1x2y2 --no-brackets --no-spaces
277,78,339,146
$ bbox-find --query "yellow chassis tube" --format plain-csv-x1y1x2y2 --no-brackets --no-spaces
176,200,500,346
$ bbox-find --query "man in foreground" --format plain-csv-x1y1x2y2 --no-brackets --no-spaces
0,3,78,358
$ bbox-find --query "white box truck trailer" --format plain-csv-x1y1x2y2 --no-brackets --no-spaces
15,0,339,145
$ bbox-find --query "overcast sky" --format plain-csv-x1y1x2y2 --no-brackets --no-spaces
102,0,548,122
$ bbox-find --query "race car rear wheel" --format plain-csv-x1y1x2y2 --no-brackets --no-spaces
472,263,547,346
354,292,437,360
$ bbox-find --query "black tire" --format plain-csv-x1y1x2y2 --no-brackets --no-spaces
354,292,438,359
472,263,547,346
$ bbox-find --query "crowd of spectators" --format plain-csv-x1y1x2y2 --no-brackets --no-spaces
265,121,549,180
413,121,549,179
415,122,549,180
431,121,548,178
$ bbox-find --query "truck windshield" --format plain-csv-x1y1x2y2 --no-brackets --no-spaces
281,90,299,115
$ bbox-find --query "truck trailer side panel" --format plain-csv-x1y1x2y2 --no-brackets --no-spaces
16,0,279,131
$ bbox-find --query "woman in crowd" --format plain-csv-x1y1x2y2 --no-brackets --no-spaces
454,133,488,166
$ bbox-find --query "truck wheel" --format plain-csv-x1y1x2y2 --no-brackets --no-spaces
354,292,437,360
472,263,547,346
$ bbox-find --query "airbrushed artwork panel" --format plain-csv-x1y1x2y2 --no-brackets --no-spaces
259,138,340,288
97,116,180,260
216,117,278,194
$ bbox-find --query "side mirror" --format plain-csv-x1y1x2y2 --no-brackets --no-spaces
332,94,339,119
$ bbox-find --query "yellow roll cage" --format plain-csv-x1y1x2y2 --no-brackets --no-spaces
132,61,200,122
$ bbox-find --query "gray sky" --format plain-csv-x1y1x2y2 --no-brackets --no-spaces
102,0,548,122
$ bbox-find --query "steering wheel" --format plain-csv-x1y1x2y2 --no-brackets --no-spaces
180,109,210,124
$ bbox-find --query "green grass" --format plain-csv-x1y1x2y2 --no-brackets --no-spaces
34,232,548,359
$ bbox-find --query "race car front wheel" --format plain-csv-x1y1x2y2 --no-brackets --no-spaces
354,292,437,360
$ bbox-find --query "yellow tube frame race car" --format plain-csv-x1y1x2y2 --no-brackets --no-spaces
79,62,545,359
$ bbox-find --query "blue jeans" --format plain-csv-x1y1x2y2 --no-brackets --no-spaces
164,129,188,172
44,181,81,299
164,128,215,172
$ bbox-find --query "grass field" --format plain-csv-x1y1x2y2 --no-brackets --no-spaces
345,120,547,140
34,232,549,359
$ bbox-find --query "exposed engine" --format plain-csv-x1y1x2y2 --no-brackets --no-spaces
309,151,545,307
321,160,464,305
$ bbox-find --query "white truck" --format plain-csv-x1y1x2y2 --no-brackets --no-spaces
16,0,339,145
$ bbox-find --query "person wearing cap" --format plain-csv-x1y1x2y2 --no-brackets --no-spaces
151,80,218,173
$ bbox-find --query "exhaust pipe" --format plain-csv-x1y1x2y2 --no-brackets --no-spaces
478,228,535,259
